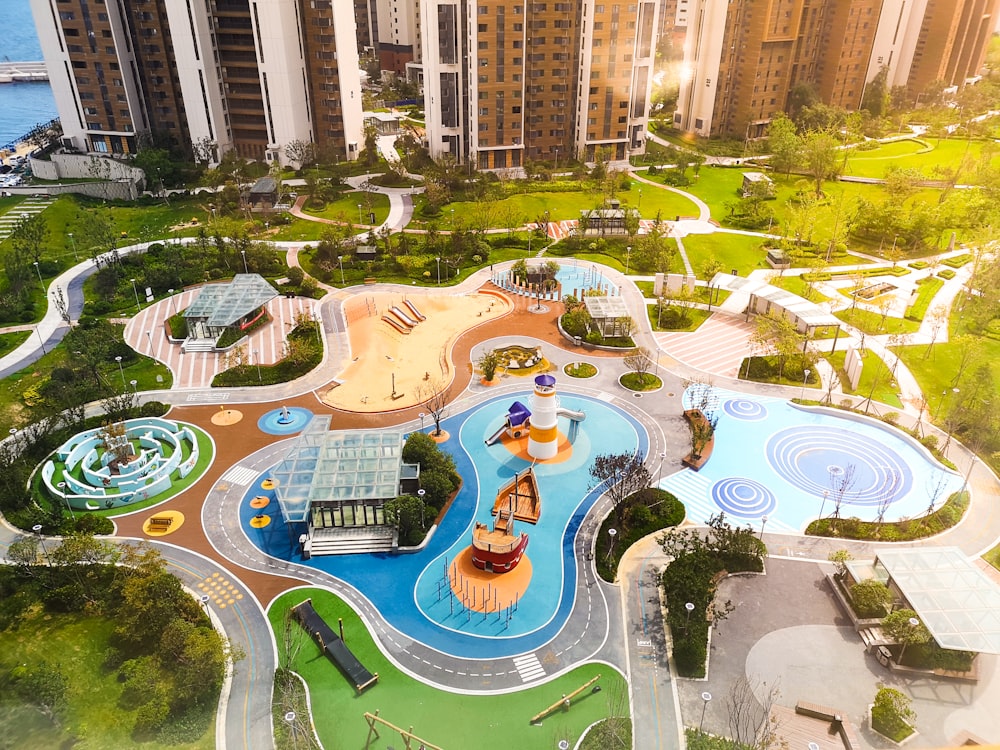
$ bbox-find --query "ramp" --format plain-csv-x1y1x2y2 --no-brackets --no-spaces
292,599,379,693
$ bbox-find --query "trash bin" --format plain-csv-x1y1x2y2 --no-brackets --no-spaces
876,646,892,666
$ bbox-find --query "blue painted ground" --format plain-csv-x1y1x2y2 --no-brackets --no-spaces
240,391,647,659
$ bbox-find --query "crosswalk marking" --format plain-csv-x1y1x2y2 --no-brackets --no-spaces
220,466,259,486
185,391,230,402
512,653,546,682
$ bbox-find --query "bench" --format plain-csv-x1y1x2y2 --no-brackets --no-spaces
794,701,861,750
148,516,173,530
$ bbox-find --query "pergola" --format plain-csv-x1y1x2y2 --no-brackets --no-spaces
583,295,631,338
708,272,842,351
873,547,1000,655
183,273,278,342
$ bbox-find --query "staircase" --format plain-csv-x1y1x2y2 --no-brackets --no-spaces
304,525,397,557
182,337,216,353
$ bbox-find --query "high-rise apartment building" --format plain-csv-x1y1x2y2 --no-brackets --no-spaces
30,0,364,164
421,0,659,169
673,0,1000,140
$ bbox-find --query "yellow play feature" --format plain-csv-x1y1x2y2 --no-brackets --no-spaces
250,514,271,528
143,510,184,536
211,407,244,426
196,571,245,609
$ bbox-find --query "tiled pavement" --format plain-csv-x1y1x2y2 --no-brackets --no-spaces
653,312,756,379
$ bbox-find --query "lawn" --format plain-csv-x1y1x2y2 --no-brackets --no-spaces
842,137,1000,180
0,611,214,750
825,349,903,408
268,589,627,750
834,306,920,336
0,330,31,357
679,232,769,278
645,301,711,332
299,191,391,226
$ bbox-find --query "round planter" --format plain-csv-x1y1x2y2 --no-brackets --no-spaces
618,373,663,393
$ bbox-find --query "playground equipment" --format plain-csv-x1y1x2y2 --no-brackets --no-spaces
403,298,426,321
484,377,586,452
529,674,602,724
41,418,202,510
471,467,541,573
381,314,410,334
292,599,379,693
389,306,418,328
363,710,442,750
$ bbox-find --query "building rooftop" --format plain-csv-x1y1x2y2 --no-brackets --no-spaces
583,295,629,319
271,417,406,523
184,274,278,328
709,273,840,329
876,547,1000,655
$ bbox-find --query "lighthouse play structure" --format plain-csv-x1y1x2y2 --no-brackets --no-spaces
528,374,561,460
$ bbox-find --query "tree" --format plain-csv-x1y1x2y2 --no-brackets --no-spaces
726,675,781,750
419,380,450,437
871,686,915,738
801,130,843,197
828,549,852,580
589,451,651,530
766,114,801,176
10,212,48,265
829,463,857,519
284,139,317,168
477,350,500,382
383,494,427,546
881,609,930,664
850,578,893,618
624,346,654,385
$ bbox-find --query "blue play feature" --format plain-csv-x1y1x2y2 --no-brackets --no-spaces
257,406,313,435
239,391,647,659
663,389,964,532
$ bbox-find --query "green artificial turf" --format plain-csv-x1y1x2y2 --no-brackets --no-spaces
268,589,628,750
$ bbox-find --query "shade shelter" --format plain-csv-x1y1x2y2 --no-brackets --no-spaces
183,274,278,346
583,295,631,338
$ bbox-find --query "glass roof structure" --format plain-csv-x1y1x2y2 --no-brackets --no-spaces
709,272,840,329
875,547,1000,655
184,274,278,328
270,416,405,524
583,295,629,319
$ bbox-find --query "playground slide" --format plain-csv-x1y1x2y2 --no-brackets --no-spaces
485,425,507,446
389,306,419,328
381,315,410,334
403,299,426,321
292,599,378,693
557,408,587,422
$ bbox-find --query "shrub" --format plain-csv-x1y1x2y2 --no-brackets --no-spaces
672,633,707,675
850,578,893,617
871,686,914,742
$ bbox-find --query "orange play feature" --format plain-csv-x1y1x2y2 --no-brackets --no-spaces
249,495,270,509
449,546,532,612
497,430,573,464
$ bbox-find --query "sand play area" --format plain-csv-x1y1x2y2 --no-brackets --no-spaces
321,290,511,412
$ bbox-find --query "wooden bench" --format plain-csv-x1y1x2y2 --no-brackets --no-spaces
148,516,173,530
794,701,861,750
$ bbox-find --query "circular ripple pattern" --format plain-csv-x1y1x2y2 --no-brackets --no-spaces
766,425,913,506
711,477,777,519
257,407,314,436
722,398,768,421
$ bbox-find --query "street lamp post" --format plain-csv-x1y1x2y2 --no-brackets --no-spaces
699,692,712,733
801,368,811,399
419,412,425,430
130,379,138,394
625,245,631,276
338,255,345,286
759,514,768,541
253,349,262,382
357,203,363,224
435,256,441,286
32,260,43,291
32,524,49,565
167,288,176,314
145,330,153,354
898,617,920,664
130,278,141,312
67,232,78,261
35,325,46,354
240,249,249,274
638,189,642,212
684,601,695,630
115,355,126,388
606,527,617,561
819,490,829,519
57,481,75,519
657,451,666,487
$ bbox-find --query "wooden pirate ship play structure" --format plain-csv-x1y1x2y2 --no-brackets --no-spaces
471,467,542,573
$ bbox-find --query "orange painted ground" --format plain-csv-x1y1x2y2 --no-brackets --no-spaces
497,430,574,464
321,291,511,413
211,408,244,426
448,546,532,612
196,571,246,610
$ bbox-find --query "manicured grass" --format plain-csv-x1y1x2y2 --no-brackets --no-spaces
985,541,1000,573
626,177,700,219
300,192,390,226
679,232,769,278
268,589,628,750
833,306,920,335
0,330,31,357
620,372,662,391
0,611,214,750
824,349,903,408
564,362,597,378
645,302,711,332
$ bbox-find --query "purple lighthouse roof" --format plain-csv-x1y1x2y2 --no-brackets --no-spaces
534,374,556,388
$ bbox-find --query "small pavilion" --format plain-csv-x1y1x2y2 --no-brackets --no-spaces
182,273,278,349
583,295,631,338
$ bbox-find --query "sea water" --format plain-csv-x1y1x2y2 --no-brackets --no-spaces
0,0,58,148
